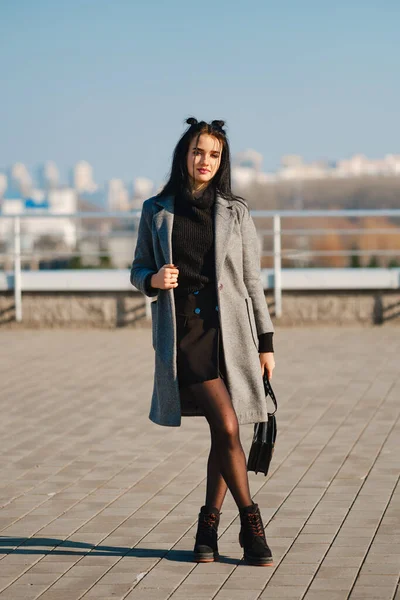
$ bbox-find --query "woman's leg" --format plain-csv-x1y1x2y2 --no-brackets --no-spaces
182,377,273,565
182,377,252,509
205,427,228,511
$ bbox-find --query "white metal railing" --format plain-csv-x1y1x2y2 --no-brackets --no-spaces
13,216,22,322
273,215,282,318
1,209,400,322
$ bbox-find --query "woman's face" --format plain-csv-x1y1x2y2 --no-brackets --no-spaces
186,133,222,188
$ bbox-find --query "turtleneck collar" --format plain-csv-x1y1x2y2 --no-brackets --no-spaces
177,185,216,209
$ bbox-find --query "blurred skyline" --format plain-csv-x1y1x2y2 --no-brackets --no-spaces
1,0,399,187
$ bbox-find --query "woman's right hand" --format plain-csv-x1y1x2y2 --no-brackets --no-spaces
151,264,179,290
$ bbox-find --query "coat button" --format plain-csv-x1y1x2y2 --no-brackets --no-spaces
194,308,201,315
218,283,223,290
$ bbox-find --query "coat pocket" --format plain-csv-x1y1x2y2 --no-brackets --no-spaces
245,297,258,350
150,300,158,350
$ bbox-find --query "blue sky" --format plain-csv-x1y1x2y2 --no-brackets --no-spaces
1,0,399,187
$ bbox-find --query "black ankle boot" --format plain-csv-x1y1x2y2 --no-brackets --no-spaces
193,505,220,562
239,503,273,566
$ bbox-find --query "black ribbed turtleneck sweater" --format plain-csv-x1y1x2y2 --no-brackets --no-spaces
145,186,273,353
172,185,216,296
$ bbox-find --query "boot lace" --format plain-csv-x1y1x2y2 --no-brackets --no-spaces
246,512,265,537
200,512,218,532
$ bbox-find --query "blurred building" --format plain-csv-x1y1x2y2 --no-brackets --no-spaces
132,177,154,209
107,179,130,212
385,154,400,174
48,188,77,214
8,163,33,196
278,155,329,181
275,153,400,181
0,188,78,256
71,160,98,193
0,173,7,198
334,154,400,178
232,152,400,184
234,149,263,171
37,161,60,190
232,149,276,189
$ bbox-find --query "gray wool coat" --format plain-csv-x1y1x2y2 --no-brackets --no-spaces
130,193,274,427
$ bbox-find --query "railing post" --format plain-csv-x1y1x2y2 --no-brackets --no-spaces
273,215,282,318
145,295,151,320
14,216,22,322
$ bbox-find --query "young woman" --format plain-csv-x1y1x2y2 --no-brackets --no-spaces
130,117,275,566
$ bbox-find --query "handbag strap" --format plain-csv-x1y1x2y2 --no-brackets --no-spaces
263,370,278,416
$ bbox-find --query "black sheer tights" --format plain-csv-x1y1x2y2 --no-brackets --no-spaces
180,377,252,511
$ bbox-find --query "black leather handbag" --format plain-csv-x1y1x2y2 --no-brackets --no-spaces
247,370,278,476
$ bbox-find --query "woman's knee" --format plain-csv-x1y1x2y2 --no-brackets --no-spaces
211,417,240,447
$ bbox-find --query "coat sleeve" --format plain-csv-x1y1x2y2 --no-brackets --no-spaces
240,205,274,339
130,200,159,298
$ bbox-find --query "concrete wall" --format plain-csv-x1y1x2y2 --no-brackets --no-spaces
1,290,399,328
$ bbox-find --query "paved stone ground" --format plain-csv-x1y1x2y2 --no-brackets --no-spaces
0,328,399,600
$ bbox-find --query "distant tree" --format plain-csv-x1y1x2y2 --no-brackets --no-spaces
368,255,379,268
0,240,6,270
68,255,83,269
388,258,399,268
67,253,113,269
33,234,60,251
99,253,112,268
349,245,361,268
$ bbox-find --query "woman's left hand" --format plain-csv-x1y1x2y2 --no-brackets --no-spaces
259,352,275,380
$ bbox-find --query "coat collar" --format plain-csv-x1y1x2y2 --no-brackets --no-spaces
153,193,235,281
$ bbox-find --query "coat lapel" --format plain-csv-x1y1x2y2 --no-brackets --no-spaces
154,193,235,279
153,195,174,265
214,195,236,281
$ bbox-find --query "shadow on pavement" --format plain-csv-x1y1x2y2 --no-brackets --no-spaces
0,536,240,564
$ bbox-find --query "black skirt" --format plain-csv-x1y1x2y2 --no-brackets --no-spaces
174,284,227,416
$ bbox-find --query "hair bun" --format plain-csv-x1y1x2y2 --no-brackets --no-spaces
186,117,198,126
211,119,225,129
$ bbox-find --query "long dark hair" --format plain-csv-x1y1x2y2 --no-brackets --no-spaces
158,117,245,206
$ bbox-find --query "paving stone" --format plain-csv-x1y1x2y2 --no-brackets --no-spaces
179,573,227,586
317,566,359,579
359,562,400,575
308,576,356,590
283,546,330,564
259,587,306,599
82,582,136,596
303,592,349,600
349,586,398,599
0,584,49,598
124,590,169,600
169,595,217,600
268,573,313,587
325,546,367,558
368,544,400,556
33,593,73,600
194,562,235,574
273,563,318,576
294,533,335,544
354,573,399,587
214,591,260,600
